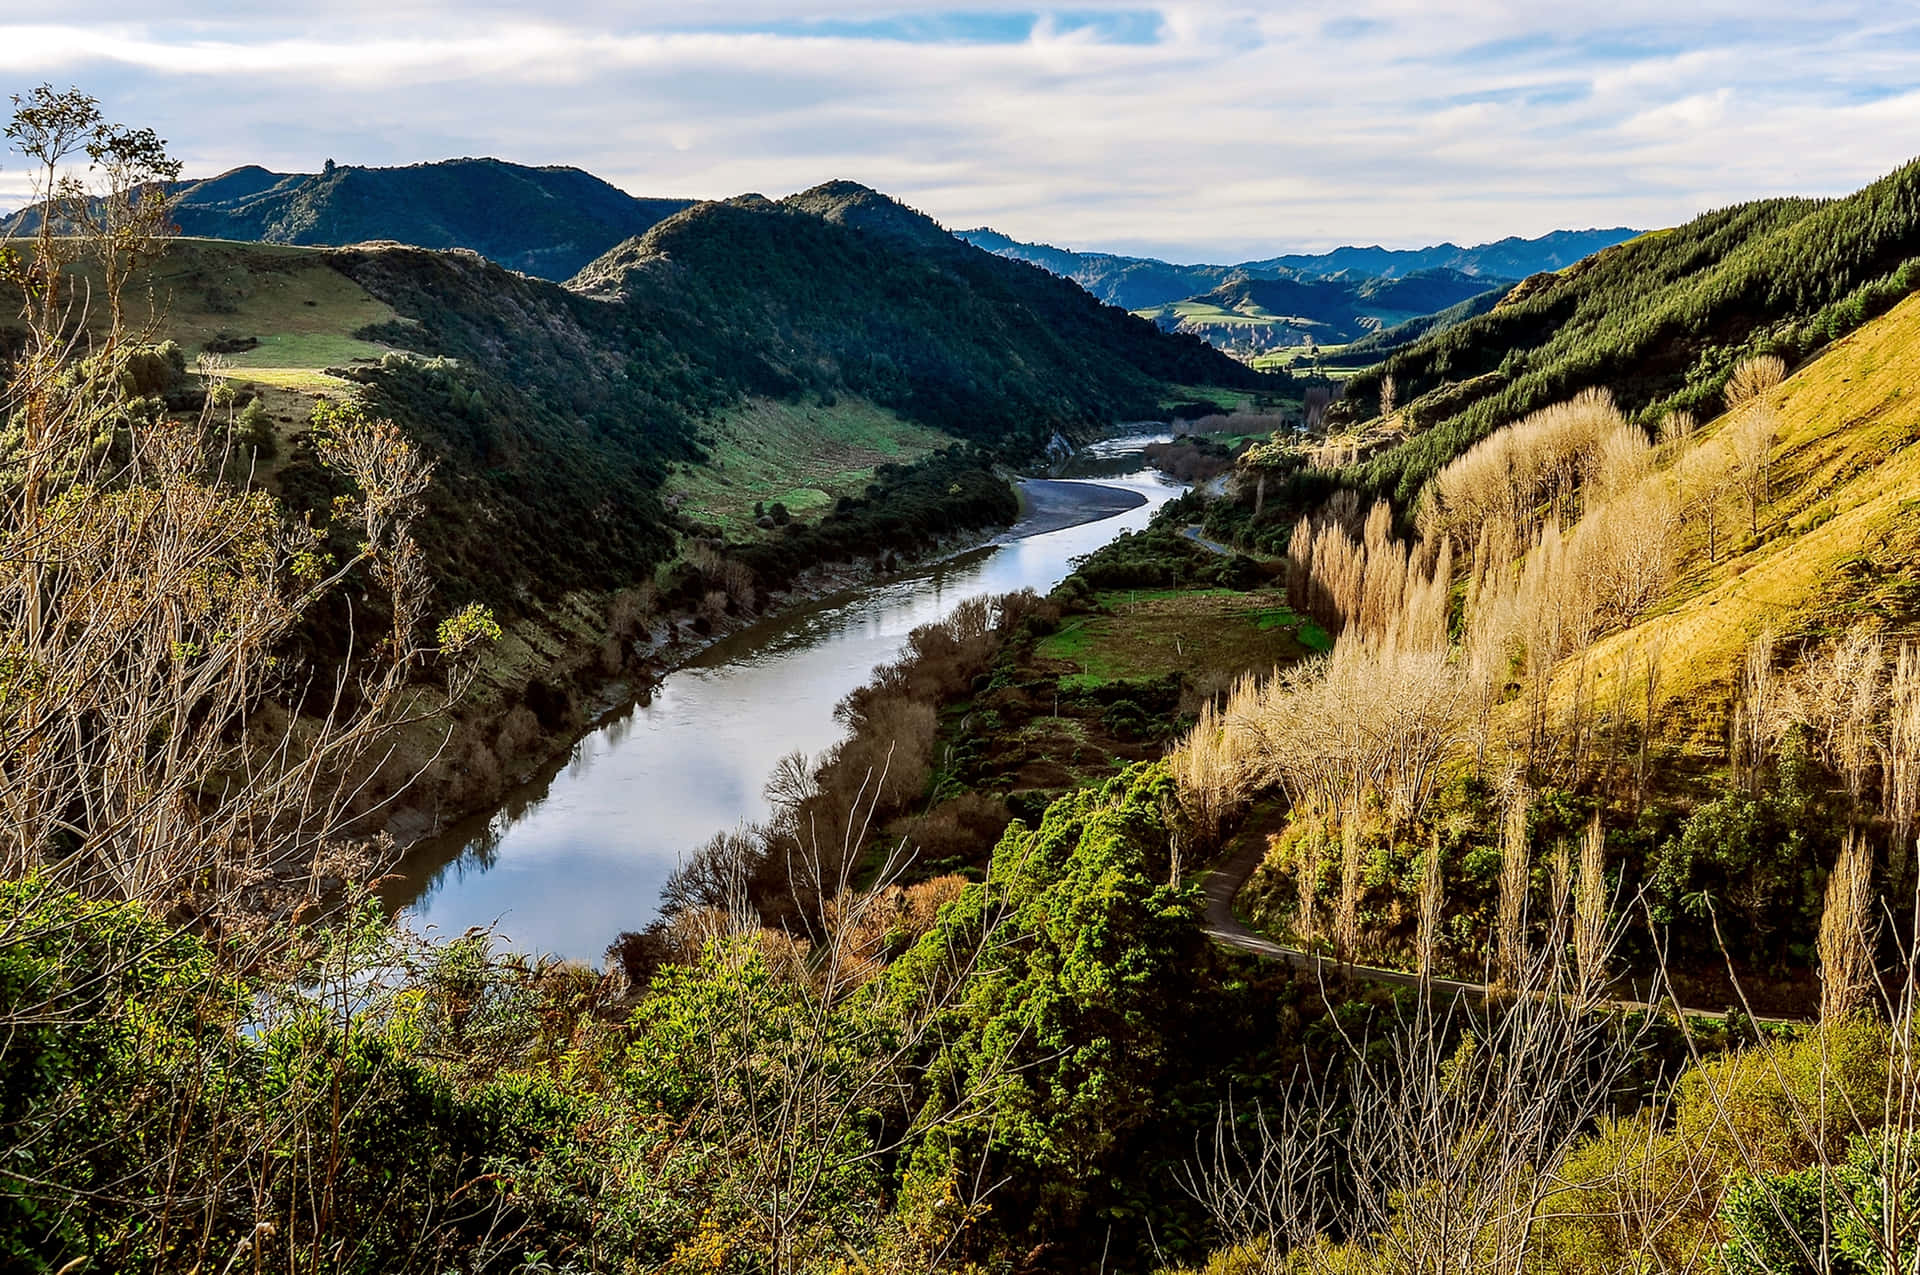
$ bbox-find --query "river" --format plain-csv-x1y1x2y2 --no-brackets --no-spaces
391,433,1180,962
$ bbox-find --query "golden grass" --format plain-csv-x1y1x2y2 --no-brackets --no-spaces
1562,293,1920,738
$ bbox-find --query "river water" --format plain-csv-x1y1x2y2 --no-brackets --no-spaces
392,434,1180,962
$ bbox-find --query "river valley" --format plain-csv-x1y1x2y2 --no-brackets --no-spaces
390,435,1182,962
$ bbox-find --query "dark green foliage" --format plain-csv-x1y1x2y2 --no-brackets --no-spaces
575,183,1276,455
319,251,700,615
1649,733,1843,963
892,763,1214,1260
0,882,583,1273
1060,524,1271,595
121,339,185,398
1719,1130,1920,1274
1335,159,1920,506
235,395,275,458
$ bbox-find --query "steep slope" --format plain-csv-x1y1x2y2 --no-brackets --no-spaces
1334,157,1920,505
1333,286,1509,363
1578,292,1920,733
571,182,1269,448
3,158,694,280
1139,269,1505,350
958,226,1639,310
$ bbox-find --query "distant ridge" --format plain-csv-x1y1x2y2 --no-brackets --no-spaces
2,157,694,281
957,226,1642,311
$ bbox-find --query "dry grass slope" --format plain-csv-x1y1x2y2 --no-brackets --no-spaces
1573,292,1920,744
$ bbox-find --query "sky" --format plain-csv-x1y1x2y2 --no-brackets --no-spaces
2,2,1919,261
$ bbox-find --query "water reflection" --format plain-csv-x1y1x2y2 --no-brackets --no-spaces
394,445,1181,961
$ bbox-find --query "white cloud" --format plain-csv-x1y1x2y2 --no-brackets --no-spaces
0,3,1915,259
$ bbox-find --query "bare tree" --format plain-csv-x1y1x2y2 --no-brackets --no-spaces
1183,927,1643,1275
1658,408,1699,447
1732,629,1785,796
1723,353,1788,410
1728,405,1779,538
1496,784,1531,988
1672,434,1737,564
0,88,492,919
1171,695,1252,852
1789,622,1887,813
1416,831,1444,984
1417,388,1626,545
1574,815,1610,995
1890,643,1920,858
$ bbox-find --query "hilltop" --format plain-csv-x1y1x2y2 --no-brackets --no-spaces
2,157,695,280
958,225,1639,311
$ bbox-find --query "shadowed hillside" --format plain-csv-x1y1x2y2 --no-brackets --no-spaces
3,157,694,279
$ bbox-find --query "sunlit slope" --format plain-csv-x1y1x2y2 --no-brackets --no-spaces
1581,292,1920,737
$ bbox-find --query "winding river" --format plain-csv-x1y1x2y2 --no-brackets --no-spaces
391,433,1180,963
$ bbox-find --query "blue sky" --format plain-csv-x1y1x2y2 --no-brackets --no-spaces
3,2,1919,260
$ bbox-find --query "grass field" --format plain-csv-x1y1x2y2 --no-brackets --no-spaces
1035,587,1328,691
664,395,955,535
40,237,409,431
133,239,404,371
1161,385,1264,412
1249,345,1367,380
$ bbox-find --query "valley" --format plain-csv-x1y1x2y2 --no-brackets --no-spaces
7,54,1920,1275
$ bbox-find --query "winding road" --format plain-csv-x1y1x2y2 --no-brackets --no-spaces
1199,837,1792,1024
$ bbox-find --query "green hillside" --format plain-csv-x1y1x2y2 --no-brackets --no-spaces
1330,156,1920,505
571,181,1269,449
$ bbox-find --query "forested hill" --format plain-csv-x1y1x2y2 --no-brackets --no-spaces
568,181,1264,442
162,181,1269,614
957,225,1641,310
2,158,694,280
1330,156,1920,506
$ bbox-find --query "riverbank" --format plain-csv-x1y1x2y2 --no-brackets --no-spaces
384,462,1186,959
1004,477,1148,539
371,473,1161,865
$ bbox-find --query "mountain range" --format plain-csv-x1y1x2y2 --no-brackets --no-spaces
956,225,1643,311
